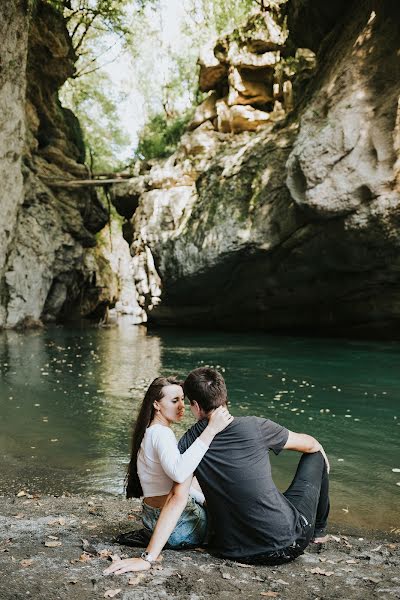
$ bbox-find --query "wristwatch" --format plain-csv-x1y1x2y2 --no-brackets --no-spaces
140,551,156,564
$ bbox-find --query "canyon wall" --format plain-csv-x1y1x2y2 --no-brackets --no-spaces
0,1,118,328
112,0,400,337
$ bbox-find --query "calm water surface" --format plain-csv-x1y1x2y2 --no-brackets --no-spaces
0,320,399,534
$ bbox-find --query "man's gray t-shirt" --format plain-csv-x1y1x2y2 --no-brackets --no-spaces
178,416,303,559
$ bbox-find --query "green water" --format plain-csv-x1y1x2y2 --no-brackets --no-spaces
0,320,399,534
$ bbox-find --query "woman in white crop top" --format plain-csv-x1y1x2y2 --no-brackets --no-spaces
123,376,232,549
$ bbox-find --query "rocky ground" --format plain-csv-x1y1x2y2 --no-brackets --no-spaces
0,493,399,600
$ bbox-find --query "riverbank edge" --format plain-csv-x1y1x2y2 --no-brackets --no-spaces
0,494,399,600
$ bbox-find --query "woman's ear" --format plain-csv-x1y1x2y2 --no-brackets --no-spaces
153,401,160,412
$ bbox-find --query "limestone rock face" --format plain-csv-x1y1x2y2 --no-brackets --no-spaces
0,2,115,328
114,2,400,337
192,9,315,134
0,0,29,326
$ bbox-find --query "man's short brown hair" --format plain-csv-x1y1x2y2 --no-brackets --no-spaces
183,367,227,413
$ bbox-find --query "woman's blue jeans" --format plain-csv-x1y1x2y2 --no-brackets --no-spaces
141,496,208,549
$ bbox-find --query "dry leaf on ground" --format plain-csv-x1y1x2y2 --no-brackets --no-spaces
260,593,279,598
128,574,146,586
307,567,334,576
16,491,26,497
98,549,113,559
275,579,289,585
79,552,92,562
14,513,24,519
364,577,381,584
104,590,121,598
330,535,340,542
48,517,66,526
44,541,62,548
20,559,33,567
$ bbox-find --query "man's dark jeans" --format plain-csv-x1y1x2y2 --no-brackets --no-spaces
239,452,330,566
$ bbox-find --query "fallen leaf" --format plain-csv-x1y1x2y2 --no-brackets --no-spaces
275,579,289,585
69,579,78,585
364,577,381,584
20,559,33,567
81,539,97,555
346,559,357,564
260,593,279,598
16,491,27,497
44,541,62,548
127,515,137,521
128,574,146,586
14,513,24,519
307,567,334,576
388,543,397,550
371,545,382,552
98,549,113,559
58,517,66,526
79,552,92,562
47,535,59,540
330,535,340,542
104,590,121,598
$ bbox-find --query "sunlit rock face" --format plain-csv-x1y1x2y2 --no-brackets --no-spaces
191,8,315,134
0,2,115,328
114,1,400,337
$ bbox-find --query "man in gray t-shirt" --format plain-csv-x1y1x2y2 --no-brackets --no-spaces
178,415,305,559
106,368,330,573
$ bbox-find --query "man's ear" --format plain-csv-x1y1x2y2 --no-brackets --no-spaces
191,400,201,417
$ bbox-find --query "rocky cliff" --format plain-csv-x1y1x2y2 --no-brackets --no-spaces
0,1,117,328
112,0,400,337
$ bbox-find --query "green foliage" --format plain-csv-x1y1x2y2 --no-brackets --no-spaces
60,70,130,172
136,110,193,160
183,0,257,38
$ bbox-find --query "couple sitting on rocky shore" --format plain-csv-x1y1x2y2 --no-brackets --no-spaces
104,367,330,576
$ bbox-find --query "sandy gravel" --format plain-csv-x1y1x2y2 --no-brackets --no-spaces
0,494,399,600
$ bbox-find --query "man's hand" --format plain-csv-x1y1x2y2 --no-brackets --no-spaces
103,557,151,576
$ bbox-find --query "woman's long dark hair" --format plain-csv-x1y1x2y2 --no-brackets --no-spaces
125,376,182,499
